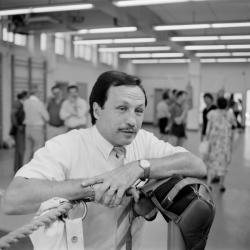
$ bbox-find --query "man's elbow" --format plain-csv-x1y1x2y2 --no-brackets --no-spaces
189,153,207,177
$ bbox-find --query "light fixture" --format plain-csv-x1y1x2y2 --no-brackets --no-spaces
154,22,250,31
0,3,94,16
131,58,189,64
99,46,170,52
171,36,219,41
212,22,250,28
74,38,156,45
185,45,227,50
220,35,250,40
113,0,204,7
232,52,250,56
200,58,217,63
78,27,137,34
119,52,183,58
196,52,231,57
217,58,248,63
227,44,250,49
154,24,210,31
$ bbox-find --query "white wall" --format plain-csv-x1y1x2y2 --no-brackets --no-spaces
136,62,250,125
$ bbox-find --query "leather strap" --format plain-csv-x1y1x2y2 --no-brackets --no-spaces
166,177,212,202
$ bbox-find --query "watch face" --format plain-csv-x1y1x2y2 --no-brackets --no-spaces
140,159,150,168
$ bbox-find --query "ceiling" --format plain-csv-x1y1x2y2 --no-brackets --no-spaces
1,0,250,61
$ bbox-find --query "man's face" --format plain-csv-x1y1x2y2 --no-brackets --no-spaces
94,85,146,146
204,96,212,106
68,88,79,100
52,88,62,99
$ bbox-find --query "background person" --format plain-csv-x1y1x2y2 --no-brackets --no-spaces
60,85,89,131
2,71,206,250
23,85,49,164
47,85,66,139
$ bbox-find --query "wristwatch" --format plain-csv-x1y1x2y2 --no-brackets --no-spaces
138,159,151,181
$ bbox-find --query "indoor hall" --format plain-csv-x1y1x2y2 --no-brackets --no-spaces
0,0,250,250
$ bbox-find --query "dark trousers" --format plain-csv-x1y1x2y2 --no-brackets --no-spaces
14,126,25,173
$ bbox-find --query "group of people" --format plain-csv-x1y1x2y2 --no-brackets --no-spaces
156,89,189,147
10,84,89,173
201,92,237,192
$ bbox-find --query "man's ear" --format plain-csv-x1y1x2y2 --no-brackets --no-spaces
93,102,102,121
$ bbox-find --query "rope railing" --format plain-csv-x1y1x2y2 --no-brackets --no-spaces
0,200,75,250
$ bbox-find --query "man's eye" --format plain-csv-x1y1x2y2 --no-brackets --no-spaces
136,109,144,114
117,106,127,111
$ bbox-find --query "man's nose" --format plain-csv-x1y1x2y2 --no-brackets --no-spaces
126,112,137,127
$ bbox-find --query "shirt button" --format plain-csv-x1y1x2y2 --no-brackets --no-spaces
71,236,78,243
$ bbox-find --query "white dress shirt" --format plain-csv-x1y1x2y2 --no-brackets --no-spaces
16,126,187,250
24,95,49,126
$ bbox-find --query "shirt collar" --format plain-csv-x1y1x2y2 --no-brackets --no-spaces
91,125,129,160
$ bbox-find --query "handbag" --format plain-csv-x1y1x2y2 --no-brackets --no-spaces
137,175,215,250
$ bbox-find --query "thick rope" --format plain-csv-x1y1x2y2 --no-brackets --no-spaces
0,201,74,250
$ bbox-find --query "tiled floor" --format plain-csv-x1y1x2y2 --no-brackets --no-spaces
0,127,250,250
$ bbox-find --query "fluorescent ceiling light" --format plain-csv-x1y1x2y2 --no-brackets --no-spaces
227,44,250,49
217,58,247,63
185,45,227,50
212,22,250,28
131,58,189,64
171,36,218,41
99,46,170,52
74,38,156,45
113,0,204,7
200,59,217,63
154,24,210,31
119,52,183,58
120,53,152,58
196,52,231,57
0,4,93,16
154,22,250,31
78,27,137,34
151,53,183,57
232,52,250,56
220,35,250,40
132,59,159,64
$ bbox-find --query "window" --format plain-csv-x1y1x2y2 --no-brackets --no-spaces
74,44,92,61
99,51,114,66
55,33,65,55
14,33,26,46
40,33,47,51
2,27,14,42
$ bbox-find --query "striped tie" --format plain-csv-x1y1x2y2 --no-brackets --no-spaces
108,146,134,250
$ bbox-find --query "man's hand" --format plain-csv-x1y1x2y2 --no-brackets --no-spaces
81,162,142,207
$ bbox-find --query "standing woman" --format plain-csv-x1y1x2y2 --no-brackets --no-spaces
206,97,236,192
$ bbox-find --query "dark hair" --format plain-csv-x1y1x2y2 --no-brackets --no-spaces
162,91,169,100
89,71,147,125
217,97,228,109
17,91,28,100
176,90,186,99
67,85,79,92
204,93,213,101
51,85,60,91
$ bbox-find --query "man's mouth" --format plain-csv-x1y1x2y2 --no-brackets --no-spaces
119,129,137,134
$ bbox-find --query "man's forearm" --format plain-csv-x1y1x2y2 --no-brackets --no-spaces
143,152,206,180
2,177,93,215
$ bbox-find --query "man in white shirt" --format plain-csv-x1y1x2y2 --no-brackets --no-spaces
23,85,49,164
2,71,206,250
60,85,88,130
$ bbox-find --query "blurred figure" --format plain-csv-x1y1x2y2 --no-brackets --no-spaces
23,85,49,164
156,91,171,140
206,97,236,192
60,85,88,131
201,93,217,141
47,85,66,139
10,91,28,172
169,91,188,146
